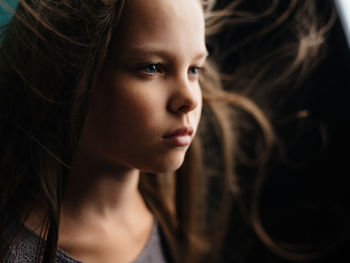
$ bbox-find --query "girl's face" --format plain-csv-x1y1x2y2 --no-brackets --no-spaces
77,0,207,173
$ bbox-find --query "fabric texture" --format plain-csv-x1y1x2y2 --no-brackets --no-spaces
4,221,170,263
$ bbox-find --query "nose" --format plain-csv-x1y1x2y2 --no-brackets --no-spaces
168,77,199,114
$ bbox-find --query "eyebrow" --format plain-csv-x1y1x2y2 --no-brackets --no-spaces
123,46,209,61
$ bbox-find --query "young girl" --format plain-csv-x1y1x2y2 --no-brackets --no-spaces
0,0,274,262
3,0,346,262
16,0,347,262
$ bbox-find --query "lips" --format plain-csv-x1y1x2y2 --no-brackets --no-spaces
162,127,194,147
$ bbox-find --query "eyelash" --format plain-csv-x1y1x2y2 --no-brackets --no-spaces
188,66,203,76
137,63,164,75
136,63,203,78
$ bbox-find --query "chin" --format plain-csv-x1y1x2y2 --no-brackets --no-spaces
141,154,186,173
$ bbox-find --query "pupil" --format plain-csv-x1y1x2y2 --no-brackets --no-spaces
148,64,156,72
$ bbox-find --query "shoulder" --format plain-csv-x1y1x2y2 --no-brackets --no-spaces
3,228,81,263
3,228,40,263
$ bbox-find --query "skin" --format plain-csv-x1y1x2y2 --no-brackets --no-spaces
55,0,207,262
77,0,206,174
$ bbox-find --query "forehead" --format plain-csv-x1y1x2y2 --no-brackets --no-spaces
121,0,203,28
111,0,206,57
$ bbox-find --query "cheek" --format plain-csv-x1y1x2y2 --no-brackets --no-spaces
111,88,162,130
101,75,167,141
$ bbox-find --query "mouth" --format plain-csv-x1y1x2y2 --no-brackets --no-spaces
162,127,194,147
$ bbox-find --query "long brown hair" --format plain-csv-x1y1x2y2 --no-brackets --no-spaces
0,0,337,262
203,0,338,261
0,0,126,261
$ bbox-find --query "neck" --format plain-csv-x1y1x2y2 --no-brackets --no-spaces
56,158,154,262
63,158,146,221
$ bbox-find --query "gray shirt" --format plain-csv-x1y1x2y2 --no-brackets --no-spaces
4,221,170,263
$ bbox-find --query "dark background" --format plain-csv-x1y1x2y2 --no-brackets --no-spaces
209,0,350,262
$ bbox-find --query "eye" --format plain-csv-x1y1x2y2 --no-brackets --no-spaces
137,63,163,75
188,66,202,75
188,66,203,77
